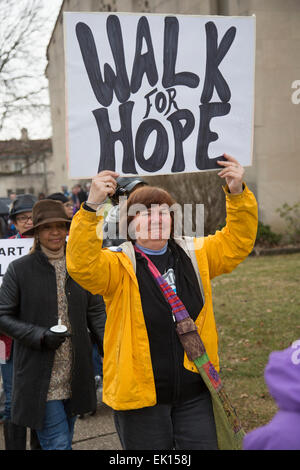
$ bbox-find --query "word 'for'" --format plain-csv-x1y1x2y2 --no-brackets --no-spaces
76,15,237,173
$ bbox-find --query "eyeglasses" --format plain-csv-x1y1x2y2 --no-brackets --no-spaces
64,203,74,208
16,215,33,223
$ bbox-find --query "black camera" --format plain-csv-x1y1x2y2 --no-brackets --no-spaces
114,185,128,198
111,177,147,204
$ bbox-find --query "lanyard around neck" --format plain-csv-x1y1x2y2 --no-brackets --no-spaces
134,245,189,323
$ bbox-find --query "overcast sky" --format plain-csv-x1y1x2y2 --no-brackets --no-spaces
0,0,63,141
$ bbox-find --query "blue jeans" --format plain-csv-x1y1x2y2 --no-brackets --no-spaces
92,344,103,377
114,390,218,450
0,352,13,421
36,400,77,450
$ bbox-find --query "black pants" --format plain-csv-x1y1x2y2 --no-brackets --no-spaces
114,390,218,450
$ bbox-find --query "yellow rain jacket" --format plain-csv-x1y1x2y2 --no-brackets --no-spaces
66,184,258,411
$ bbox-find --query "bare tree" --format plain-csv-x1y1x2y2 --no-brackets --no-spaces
0,0,59,138
144,171,226,236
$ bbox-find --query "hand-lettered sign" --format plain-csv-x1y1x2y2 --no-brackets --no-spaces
0,239,33,287
64,12,255,178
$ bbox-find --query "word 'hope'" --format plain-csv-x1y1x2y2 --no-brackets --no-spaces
76,15,236,173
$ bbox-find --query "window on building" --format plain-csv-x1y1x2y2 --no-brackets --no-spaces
14,162,23,173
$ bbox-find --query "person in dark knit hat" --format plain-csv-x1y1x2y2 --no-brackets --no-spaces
8,194,36,239
47,192,74,220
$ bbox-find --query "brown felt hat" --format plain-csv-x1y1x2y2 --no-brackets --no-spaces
22,199,71,236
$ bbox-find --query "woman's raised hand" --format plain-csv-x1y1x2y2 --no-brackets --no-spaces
217,154,244,194
86,170,119,208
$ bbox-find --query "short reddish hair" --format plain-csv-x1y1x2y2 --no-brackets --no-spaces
120,186,177,241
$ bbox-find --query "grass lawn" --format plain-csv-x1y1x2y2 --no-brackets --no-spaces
212,252,300,433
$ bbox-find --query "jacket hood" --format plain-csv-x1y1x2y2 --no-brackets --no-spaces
265,340,300,412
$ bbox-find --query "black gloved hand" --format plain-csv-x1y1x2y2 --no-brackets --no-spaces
42,330,71,351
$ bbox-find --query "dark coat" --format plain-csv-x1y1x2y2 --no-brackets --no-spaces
0,249,106,430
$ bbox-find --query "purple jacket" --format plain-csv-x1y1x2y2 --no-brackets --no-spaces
243,340,300,450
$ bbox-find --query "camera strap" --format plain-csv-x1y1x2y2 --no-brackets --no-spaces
134,244,205,360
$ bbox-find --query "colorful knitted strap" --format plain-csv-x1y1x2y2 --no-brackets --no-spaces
134,245,244,443
134,245,189,322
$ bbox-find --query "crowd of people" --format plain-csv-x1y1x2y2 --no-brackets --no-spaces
0,183,90,240
0,182,106,450
0,156,299,451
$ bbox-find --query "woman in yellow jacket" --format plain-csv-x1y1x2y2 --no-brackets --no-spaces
66,154,258,450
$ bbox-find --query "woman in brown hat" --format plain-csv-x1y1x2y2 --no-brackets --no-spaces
0,199,106,450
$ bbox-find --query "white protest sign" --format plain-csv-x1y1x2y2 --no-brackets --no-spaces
64,12,255,178
0,239,34,287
